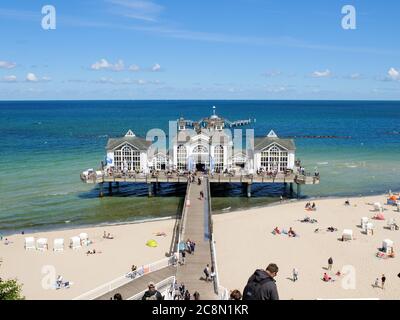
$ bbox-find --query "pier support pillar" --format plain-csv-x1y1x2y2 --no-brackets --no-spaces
153,182,157,196
99,183,104,198
148,183,153,197
116,182,120,189
296,184,301,199
247,183,252,198
290,183,294,196
108,182,113,195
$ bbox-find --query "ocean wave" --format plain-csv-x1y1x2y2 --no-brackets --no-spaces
46,191,73,196
316,162,329,165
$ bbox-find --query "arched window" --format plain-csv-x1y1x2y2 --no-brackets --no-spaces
260,144,288,172
214,145,224,171
114,144,140,171
154,153,166,170
177,145,187,170
193,145,208,154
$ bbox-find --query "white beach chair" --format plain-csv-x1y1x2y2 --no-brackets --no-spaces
366,222,374,235
79,233,89,246
373,202,382,212
24,237,35,250
382,239,394,254
342,229,353,241
70,236,81,249
361,217,369,229
53,238,64,252
36,238,48,251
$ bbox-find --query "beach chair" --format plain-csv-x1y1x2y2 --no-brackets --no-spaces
342,229,353,241
382,239,394,254
79,233,89,246
366,222,374,235
25,237,35,250
373,202,382,212
36,238,48,251
53,238,64,252
361,217,369,229
70,236,81,249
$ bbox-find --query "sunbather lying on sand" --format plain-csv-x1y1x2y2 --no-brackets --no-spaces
322,273,334,282
288,227,298,237
327,226,337,232
86,249,101,255
155,232,167,237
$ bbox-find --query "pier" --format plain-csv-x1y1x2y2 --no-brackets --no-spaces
175,177,218,299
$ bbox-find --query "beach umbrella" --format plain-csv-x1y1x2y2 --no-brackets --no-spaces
146,239,158,247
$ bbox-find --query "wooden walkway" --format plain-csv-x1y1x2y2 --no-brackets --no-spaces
95,266,176,300
176,179,218,300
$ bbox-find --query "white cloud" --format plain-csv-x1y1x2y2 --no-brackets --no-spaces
263,70,282,77
387,67,400,81
91,59,125,71
42,76,52,82
2,75,17,82
311,69,331,78
129,64,140,72
151,63,161,72
0,60,16,69
107,0,164,22
349,73,361,79
26,73,38,82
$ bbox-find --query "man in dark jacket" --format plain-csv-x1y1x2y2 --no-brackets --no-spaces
142,282,163,300
242,263,279,300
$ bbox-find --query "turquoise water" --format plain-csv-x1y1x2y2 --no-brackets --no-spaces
1,100,399,234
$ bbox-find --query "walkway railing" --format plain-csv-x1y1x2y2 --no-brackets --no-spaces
206,177,229,298
73,256,175,300
175,182,191,261
128,276,176,300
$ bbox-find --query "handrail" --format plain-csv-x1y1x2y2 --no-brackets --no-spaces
73,256,175,300
206,177,218,295
176,181,191,263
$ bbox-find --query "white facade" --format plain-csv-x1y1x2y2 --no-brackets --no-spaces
105,121,296,173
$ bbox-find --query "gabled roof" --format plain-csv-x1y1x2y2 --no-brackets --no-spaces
106,134,152,151
254,137,295,151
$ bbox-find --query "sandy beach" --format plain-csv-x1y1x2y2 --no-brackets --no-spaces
1,193,399,300
0,219,175,300
214,194,400,300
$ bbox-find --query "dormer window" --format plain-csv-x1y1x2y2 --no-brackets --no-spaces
179,125,185,131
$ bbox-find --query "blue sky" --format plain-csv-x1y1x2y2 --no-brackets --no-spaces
1,0,400,100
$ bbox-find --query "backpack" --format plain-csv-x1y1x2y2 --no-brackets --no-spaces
243,275,271,300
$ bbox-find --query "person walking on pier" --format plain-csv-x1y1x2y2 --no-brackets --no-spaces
200,190,204,199
181,250,186,265
190,241,196,254
203,264,210,281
